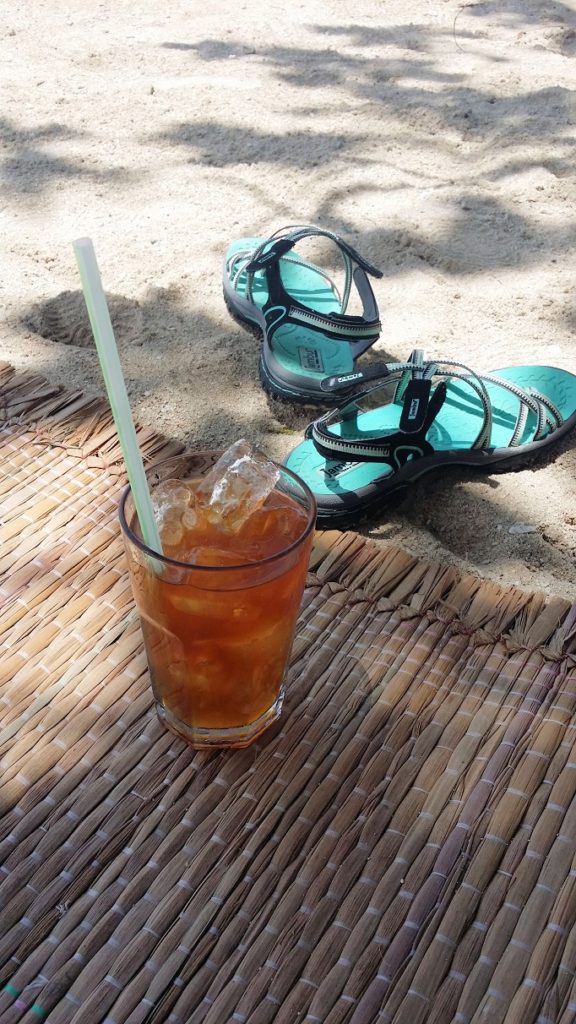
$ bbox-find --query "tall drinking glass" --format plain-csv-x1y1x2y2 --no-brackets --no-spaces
119,451,316,749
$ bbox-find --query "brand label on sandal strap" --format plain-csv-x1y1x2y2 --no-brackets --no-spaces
318,460,357,480
299,347,324,372
400,379,431,433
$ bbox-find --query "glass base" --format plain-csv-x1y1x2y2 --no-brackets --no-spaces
155,691,285,749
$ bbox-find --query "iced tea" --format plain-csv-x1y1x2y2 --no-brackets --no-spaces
120,450,315,748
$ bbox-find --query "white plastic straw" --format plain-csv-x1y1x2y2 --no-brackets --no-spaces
73,237,163,555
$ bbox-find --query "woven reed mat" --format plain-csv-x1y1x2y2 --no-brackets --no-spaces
2,362,576,1024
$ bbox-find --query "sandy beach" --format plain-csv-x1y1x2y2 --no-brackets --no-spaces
2,0,576,597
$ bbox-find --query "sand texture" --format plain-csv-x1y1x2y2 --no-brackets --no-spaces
2,0,576,597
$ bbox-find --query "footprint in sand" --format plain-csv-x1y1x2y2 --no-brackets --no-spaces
23,289,144,348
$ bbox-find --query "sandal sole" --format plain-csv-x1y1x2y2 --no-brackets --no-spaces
310,431,576,529
312,459,531,529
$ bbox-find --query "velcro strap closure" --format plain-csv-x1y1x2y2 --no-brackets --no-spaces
399,379,432,433
244,230,382,278
245,238,296,272
311,379,448,465
406,380,447,436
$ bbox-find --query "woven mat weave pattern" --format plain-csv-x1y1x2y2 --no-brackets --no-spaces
2,364,576,1024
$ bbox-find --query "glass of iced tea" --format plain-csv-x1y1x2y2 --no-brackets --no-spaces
119,445,316,749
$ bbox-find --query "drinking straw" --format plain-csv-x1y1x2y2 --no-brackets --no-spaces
72,237,163,556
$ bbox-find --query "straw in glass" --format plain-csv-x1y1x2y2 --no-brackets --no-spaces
72,237,163,556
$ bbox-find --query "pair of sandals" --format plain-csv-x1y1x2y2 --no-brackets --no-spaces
224,224,576,527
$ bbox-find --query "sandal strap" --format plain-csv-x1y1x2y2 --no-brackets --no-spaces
320,360,393,394
478,374,563,442
244,224,382,280
310,374,447,467
232,224,382,347
310,354,565,464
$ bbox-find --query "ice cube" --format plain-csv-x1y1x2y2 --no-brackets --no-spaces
159,508,185,547
152,478,193,541
247,499,308,541
161,522,184,547
196,439,280,533
181,507,198,531
153,479,193,508
152,478,192,522
182,546,253,567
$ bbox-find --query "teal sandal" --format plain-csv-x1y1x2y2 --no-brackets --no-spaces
285,351,576,526
223,224,383,403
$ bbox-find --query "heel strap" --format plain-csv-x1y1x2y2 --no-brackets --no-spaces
240,224,382,349
245,224,382,280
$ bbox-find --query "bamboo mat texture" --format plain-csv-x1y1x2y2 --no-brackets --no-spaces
2,362,576,1024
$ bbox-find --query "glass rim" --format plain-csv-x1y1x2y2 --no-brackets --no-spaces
118,449,317,572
